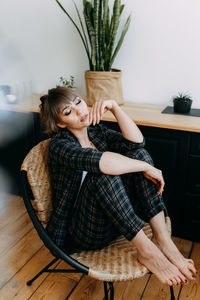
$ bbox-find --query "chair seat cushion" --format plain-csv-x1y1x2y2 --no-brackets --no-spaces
71,216,171,281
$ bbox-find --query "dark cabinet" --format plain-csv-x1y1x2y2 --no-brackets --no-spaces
0,111,47,195
0,111,34,194
187,156,200,194
190,133,200,155
184,133,200,241
102,121,200,242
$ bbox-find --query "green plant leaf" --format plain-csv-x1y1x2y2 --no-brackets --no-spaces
105,6,110,46
110,14,131,67
105,0,121,69
55,0,131,71
83,1,95,70
83,11,96,70
93,0,101,70
173,92,192,102
120,4,124,15
73,0,89,54
100,0,109,70
55,0,91,65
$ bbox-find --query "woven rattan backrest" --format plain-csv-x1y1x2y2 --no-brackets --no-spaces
21,139,53,224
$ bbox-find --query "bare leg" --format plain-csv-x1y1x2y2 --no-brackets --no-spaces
130,229,187,286
149,211,197,281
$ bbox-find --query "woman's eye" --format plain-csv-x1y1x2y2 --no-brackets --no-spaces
65,110,71,116
76,99,81,105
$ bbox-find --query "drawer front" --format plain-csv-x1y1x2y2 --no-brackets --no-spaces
187,157,200,194
191,133,200,155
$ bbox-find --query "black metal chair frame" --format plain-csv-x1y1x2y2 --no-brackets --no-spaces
21,170,175,300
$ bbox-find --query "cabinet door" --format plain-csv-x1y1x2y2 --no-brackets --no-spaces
0,110,35,194
184,193,200,242
187,156,200,195
0,111,49,195
190,132,200,155
138,126,190,214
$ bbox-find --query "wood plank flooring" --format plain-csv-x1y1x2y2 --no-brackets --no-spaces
0,193,199,300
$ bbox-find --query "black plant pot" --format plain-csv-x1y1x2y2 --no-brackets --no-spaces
173,99,192,113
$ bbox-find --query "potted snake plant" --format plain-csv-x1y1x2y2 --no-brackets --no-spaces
55,0,131,105
173,92,193,113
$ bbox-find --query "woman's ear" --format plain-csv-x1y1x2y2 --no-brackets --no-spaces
56,122,67,129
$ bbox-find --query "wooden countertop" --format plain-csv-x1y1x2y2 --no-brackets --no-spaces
103,102,200,133
0,95,199,133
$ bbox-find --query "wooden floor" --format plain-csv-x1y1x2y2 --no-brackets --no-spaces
0,194,199,300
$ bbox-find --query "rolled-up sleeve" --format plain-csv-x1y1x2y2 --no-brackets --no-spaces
99,123,145,154
49,139,104,173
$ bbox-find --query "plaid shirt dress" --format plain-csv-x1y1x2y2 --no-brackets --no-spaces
46,123,168,253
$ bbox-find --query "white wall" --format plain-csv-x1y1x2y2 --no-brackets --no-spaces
1,0,200,108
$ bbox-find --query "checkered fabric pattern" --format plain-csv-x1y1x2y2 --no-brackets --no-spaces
66,149,169,252
46,123,168,251
120,148,169,223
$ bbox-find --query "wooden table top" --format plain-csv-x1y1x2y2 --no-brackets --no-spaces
103,102,200,133
0,95,199,133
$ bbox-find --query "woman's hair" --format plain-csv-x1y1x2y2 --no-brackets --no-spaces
39,86,80,135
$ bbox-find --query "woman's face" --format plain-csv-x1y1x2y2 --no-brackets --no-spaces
57,96,90,130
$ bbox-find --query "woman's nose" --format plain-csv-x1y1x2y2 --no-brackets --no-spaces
75,105,83,115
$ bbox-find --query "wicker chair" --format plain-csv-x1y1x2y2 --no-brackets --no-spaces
20,139,176,300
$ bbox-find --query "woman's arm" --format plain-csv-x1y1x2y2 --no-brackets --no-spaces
100,151,149,174
49,137,164,195
99,151,165,195
90,100,144,143
110,102,144,143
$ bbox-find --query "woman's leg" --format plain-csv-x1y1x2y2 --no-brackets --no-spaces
130,227,187,285
121,148,168,223
149,211,197,280
68,171,187,286
121,148,197,281
67,172,147,250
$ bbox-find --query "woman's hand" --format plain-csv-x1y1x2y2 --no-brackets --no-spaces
89,100,118,126
143,165,165,196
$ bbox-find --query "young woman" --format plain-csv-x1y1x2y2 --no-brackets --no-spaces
40,86,197,287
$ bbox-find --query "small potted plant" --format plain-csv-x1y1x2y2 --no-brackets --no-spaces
173,92,193,113
59,76,76,89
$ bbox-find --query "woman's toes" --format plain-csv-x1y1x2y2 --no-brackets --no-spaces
175,277,182,285
188,263,197,276
179,274,187,284
188,258,194,265
170,277,178,285
182,266,195,280
167,279,173,286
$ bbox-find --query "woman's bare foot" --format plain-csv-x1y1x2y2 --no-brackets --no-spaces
137,241,187,286
151,234,197,281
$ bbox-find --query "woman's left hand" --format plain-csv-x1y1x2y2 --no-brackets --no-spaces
143,166,165,195
89,100,118,126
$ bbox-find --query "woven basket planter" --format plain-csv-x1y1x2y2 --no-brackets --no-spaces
85,69,124,106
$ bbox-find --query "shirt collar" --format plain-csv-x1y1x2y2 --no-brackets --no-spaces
53,125,97,145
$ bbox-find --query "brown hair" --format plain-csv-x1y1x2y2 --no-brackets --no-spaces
39,86,80,135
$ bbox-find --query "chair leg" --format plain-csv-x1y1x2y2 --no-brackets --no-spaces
104,282,108,300
108,282,114,300
170,285,176,300
27,257,59,286
103,282,114,300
